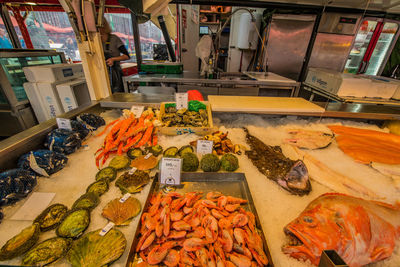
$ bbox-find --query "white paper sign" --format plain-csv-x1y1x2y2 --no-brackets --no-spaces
160,157,182,185
130,105,145,118
128,167,137,175
175,93,188,110
10,192,56,221
119,193,131,203
56,118,72,130
29,152,49,177
197,140,213,155
100,222,115,236
144,153,152,159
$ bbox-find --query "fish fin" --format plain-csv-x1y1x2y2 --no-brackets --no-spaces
370,246,393,262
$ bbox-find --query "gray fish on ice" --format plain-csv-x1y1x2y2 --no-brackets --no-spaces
244,128,311,196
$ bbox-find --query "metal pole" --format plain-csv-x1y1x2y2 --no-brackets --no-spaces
158,15,176,62
298,12,322,83
1,4,21,48
131,12,142,71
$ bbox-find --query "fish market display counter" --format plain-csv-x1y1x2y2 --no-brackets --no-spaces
0,100,400,267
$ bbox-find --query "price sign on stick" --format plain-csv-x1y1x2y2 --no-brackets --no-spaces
56,118,72,130
160,157,182,186
175,93,188,109
130,105,145,118
197,140,213,155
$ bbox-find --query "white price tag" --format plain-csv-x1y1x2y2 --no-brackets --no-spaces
160,157,182,185
119,193,131,203
175,93,188,110
144,153,152,159
29,152,49,177
56,118,72,130
128,167,137,175
197,140,213,155
99,222,115,236
130,105,145,118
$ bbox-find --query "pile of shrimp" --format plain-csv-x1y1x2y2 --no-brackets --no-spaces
135,191,269,267
95,108,160,168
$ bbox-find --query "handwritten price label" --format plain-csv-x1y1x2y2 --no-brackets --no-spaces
130,105,145,118
197,140,213,155
56,118,72,130
175,93,188,110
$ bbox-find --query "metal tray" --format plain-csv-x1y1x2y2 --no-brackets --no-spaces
126,172,274,266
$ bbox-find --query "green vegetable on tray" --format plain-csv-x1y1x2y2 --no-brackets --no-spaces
22,237,71,266
182,152,199,172
34,203,68,231
221,153,239,172
108,155,130,170
96,166,117,182
200,153,221,172
0,223,40,261
188,100,206,112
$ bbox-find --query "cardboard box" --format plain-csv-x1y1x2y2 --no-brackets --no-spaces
159,102,215,136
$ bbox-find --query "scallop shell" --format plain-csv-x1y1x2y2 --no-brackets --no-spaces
67,228,126,267
130,155,158,170
22,237,70,266
102,197,141,226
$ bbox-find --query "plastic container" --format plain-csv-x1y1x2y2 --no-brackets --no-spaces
140,62,183,74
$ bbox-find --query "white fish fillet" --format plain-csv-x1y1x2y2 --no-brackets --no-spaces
371,162,400,190
285,145,383,200
284,129,334,150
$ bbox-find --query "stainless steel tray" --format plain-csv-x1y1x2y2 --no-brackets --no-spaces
126,172,274,266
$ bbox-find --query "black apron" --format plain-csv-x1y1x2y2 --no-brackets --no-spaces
104,36,124,93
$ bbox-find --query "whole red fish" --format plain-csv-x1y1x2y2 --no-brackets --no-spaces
282,193,400,266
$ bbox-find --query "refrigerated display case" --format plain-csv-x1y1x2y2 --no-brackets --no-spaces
344,19,400,75
0,49,66,136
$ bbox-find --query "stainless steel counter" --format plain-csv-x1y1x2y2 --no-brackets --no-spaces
123,71,300,96
303,83,400,107
99,92,175,109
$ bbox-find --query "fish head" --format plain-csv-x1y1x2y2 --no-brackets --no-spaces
277,160,311,196
282,202,351,265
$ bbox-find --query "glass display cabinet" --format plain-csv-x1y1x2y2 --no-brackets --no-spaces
0,49,66,136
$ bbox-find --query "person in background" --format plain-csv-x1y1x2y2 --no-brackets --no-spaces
0,28,12,48
18,35,26,48
65,37,76,61
99,18,130,93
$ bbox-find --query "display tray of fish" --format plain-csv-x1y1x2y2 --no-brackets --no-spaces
126,172,273,267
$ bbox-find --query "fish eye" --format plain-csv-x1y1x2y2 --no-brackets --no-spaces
303,216,314,223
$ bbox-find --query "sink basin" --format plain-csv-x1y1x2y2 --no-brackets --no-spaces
219,72,252,80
